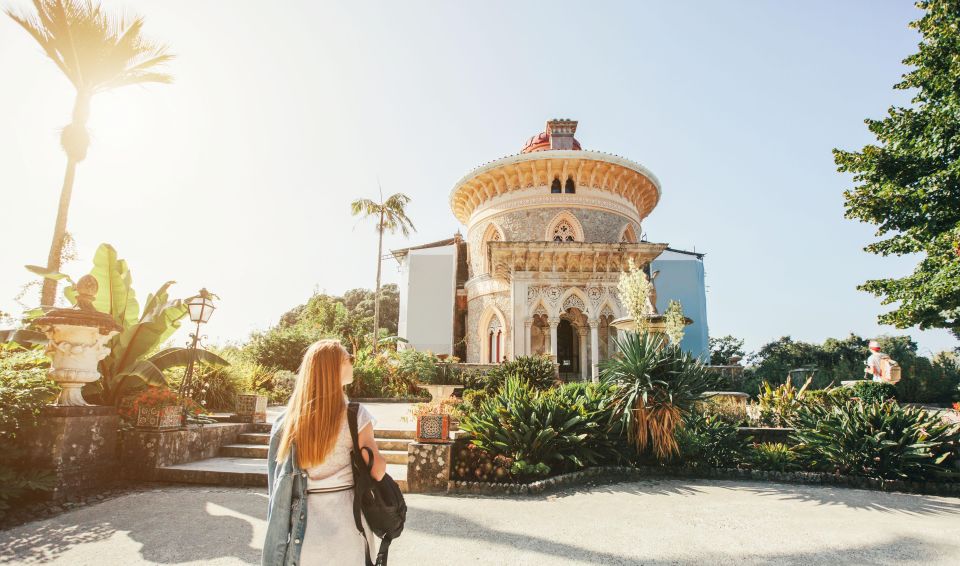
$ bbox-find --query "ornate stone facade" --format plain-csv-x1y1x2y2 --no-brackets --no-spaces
452,119,667,380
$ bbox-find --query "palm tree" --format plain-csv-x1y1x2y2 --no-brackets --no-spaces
7,0,173,307
351,189,415,353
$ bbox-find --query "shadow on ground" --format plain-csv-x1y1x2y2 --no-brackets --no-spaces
0,488,268,565
730,480,960,516
405,504,957,565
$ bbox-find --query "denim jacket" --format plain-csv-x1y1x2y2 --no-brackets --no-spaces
261,412,310,566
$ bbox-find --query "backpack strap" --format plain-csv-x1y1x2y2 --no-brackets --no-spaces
348,403,375,566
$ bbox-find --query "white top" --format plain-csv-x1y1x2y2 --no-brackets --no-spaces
305,403,375,491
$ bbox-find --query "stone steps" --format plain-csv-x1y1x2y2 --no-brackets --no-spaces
158,457,407,491
238,432,270,445
220,444,267,458
376,439,412,452
157,426,413,492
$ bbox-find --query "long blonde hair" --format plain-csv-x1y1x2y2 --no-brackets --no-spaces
276,339,348,469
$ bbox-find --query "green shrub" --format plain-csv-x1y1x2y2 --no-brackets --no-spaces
485,355,557,391
459,376,608,479
168,348,276,411
676,412,748,469
849,381,898,404
792,400,960,481
395,349,438,384
347,347,387,398
460,389,490,412
0,345,59,517
246,325,318,373
267,370,296,405
749,443,799,472
752,381,855,428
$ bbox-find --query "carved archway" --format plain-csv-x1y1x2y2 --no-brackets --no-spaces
620,223,638,243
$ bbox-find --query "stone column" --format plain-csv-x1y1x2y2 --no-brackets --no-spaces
524,319,533,356
407,442,452,493
578,327,589,381
548,318,560,360
589,320,601,383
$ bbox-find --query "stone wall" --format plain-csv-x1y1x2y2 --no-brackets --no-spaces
19,406,120,501
118,422,250,481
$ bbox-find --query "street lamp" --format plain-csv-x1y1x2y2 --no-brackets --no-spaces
178,288,217,426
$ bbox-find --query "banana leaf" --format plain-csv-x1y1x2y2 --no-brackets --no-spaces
148,347,229,371
63,244,139,327
103,282,188,381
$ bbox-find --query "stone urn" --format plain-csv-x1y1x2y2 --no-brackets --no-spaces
34,276,121,406
416,384,463,408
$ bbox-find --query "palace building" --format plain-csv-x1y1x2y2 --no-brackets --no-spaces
394,119,708,381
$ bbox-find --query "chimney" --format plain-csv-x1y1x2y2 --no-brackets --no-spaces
547,119,578,150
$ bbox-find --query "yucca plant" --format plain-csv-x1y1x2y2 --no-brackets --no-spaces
600,332,722,461
792,400,960,481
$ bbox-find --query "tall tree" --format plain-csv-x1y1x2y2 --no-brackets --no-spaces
7,0,173,307
350,191,415,352
833,0,960,340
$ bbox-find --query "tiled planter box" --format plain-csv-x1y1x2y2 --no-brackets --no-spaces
136,405,182,431
416,414,450,443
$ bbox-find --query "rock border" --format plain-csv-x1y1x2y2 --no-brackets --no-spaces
446,465,960,498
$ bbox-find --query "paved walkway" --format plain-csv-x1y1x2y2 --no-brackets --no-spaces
2,479,959,565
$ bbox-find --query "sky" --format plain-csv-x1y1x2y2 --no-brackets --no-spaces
0,0,955,357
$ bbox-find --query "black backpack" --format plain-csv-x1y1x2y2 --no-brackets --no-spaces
347,402,407,566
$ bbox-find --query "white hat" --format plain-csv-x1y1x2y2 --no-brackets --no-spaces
869,340,880,351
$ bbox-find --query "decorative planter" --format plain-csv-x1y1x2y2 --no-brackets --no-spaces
416,414,451,443
416,384,463,408
136,405,182,431
33,276,121,406
235,394,268,423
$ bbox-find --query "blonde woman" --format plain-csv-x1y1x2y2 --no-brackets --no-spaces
262,339,386,566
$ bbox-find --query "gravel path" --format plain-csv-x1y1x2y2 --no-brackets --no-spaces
2,479,959,565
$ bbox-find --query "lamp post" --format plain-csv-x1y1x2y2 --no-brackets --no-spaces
178,288,216,426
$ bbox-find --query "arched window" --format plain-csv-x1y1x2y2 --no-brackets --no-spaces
564,177,575,194
620,224,638,243
552,220,577,242
545,211,584,242
550,178,562,193
487,317,502,363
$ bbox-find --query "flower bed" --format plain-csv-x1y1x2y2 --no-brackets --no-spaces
446,464,960,498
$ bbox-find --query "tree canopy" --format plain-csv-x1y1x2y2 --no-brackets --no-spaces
833,0,960,339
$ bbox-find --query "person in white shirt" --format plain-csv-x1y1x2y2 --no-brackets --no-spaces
865,340,885,382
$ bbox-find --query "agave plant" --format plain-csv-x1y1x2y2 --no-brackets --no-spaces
28,243,227,404
600,332,722,461
459,376,608,478
792,400,960,481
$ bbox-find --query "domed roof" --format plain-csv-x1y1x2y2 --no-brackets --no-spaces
521,130,582,153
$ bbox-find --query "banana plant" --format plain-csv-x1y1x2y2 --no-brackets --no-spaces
27,243,228,404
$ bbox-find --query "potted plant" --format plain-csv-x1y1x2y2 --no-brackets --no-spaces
413,400,457,443
121,387,189,431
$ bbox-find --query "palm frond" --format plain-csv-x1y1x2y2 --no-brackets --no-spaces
350,198,380,218
7,0,173,93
